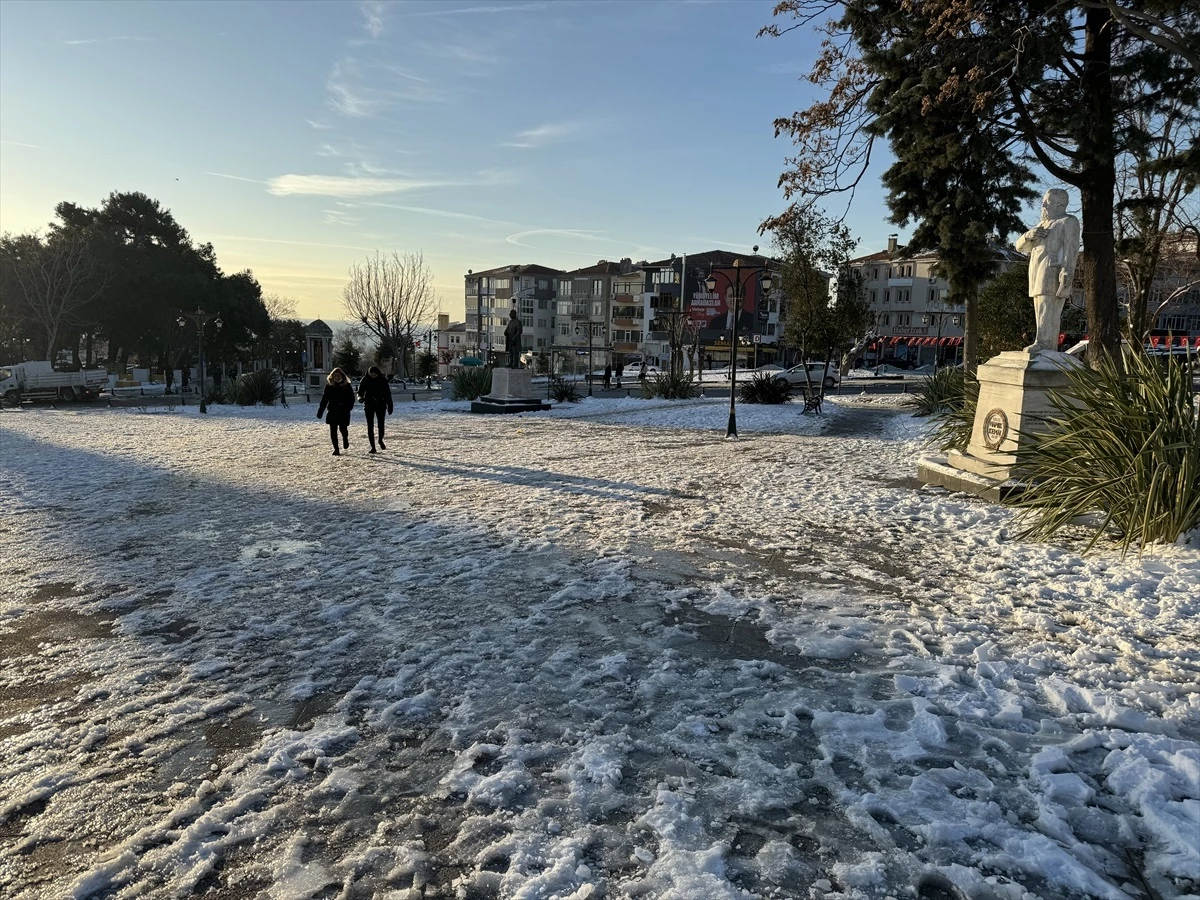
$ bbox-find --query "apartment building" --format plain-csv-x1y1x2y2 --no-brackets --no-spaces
854,235,1024,366
464,264,561,362
552,259,640,368
638,250,783,369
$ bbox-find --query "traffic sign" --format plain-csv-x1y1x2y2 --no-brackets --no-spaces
752,334,761,344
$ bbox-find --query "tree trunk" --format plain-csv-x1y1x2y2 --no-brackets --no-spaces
959,279,979,376
85,333,94,368
1079,5,1121,368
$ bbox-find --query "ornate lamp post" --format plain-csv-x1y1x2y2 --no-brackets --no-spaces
920,312,962,373
706,256,772,439
177,309,222,413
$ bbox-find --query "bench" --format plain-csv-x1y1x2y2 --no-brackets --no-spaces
800,386,823,414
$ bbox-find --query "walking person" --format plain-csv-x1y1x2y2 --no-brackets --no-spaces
615,362,624,387
316,367,355,456
603,363,612,389
357,364,393,453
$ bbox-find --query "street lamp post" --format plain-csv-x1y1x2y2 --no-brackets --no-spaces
574,322,596,396
920,312,962,374
177,309,223,413
706,255,772,440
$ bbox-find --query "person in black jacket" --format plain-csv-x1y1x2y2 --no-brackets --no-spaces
316,367,355,455
357,365,393,453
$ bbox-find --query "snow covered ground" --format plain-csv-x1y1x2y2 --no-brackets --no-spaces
0,398,1196,900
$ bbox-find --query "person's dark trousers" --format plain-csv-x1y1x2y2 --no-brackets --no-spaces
367,408,386,450
329,423,348,452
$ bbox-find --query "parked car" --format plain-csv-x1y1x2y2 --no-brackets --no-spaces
775,363,841,389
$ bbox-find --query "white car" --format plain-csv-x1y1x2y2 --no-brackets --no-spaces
775,363,841,389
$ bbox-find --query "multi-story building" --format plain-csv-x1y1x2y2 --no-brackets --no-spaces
552,259,639,371
853,235,1024,366
638,250,783,370
464,264,561,363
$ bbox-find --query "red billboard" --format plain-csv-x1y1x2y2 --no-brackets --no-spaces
688,268,760,333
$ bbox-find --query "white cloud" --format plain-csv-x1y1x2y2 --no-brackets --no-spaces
502,121,585,149
266,174,457,197
0,140,42,149
358,0,388,38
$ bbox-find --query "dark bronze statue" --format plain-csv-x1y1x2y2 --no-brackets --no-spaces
504,309,523,368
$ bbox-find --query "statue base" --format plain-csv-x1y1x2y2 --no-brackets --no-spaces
471,367,550,414
917,350,1081,497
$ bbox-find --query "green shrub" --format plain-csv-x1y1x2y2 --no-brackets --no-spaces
1015,348,1200,553
451,366,492,400
226,369,279,406
643,372,699,399
918,368,979,453
739,373,793,404
550,377,581,403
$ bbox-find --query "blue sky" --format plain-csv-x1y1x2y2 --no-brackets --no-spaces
2,0,920,321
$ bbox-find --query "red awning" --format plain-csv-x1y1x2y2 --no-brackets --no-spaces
951,337,963,346
889,337,902,346
1151,336,1161,347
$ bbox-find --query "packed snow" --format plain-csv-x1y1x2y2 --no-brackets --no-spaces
0,396,1196,900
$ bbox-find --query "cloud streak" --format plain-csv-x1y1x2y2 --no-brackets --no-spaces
266,174,459,197
206,172,269,184
63,36,153,45
502,121,586,149
410,3,545,17
0,140,43,149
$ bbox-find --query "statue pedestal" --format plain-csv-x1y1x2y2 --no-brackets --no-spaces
918,350,1080,498
471,367,550,414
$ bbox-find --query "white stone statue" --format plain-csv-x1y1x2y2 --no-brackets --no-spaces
1015,188,1081,354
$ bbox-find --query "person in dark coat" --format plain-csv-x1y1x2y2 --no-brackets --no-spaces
603,363,612,389
317,367,355,455
357,364,393,453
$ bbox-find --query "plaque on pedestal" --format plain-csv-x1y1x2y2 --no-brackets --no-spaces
470,367,551,414
918,350,1080,498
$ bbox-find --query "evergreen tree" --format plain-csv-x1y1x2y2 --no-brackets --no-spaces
763,0,1199,369
332,331,363,376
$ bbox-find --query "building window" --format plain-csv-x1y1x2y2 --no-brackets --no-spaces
559,281,572,297
872,267,879,280
538,298,547,310
899,289,911,303
884,290,890,304
538,279,548,290
592,301,603,318
537,337,545,348
881,313,890,326
593,279,604,296
495,277,510,290
898,313,911,326
559,322,570,336
928,287,941,304
766,323,776,336
537,318,546,329
869,289,877,306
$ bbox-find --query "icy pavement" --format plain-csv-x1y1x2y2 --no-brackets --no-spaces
0,398,1197,900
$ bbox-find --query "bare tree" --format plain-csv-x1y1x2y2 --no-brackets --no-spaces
263,292,299,321
341,250,436,378
0,231,108,361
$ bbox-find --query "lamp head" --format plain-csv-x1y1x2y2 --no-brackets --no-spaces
761,275,772,291
921,314,930,326
214,318,223,330
177,317,186,328
705,274,717,291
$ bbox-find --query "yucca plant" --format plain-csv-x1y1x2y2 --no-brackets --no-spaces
451,366,492,401
919,368,979,453
739,374,793,404
642,372,699,399
550,377,581,403
1014,348,1200,554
